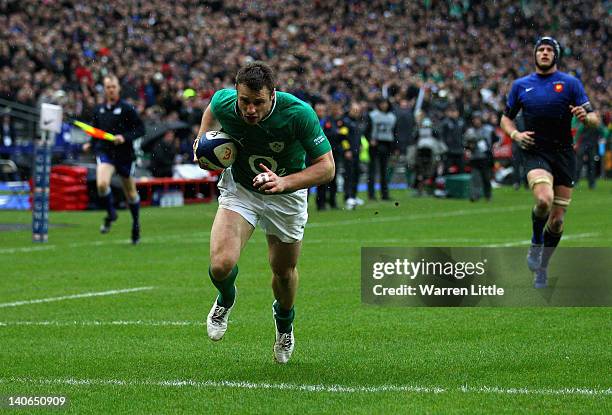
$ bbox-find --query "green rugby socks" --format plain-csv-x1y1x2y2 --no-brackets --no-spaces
273,301,295,334
209,265,238,308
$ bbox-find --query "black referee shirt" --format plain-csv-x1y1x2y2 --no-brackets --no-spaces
91,100,145,162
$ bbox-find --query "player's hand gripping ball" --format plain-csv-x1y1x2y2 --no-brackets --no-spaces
194,131,237,170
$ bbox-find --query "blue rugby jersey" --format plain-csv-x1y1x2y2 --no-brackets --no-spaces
504,71,591,151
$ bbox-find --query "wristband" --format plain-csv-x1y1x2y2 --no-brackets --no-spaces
510,130,519,139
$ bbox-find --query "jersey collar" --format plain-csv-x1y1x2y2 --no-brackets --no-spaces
260,90,277,122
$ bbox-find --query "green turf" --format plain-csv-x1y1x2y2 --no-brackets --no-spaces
0,182,611,413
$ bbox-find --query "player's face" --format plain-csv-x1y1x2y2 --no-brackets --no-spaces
236,84,274,125
331,103,344,118
104,78,121,103
535,45,555,71
349,103,361,118
315,103,327,118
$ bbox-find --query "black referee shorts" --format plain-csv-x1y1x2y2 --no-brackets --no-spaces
523,148,576,187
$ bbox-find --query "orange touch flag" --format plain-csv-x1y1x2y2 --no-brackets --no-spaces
73,120,116,141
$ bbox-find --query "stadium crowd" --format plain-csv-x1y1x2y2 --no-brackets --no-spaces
0,0,610,195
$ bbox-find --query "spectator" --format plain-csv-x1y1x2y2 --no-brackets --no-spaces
0,0,607,183
343,101,366,209
439,105,466,174
366,98,397,201
150,129,177,178
414,116,447,196
575,120,607,190
394,98,418,187
315,100,338,210
179,89,204,128
464,113,497,202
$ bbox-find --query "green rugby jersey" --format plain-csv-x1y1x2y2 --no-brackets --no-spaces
210,89,331,192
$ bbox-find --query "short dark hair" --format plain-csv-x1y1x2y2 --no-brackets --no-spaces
235,61,275,93
376,97,391,112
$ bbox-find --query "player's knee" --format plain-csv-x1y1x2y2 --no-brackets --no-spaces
535,195,553,213
271,264,297,281
127,191,140,204
97,183,111,196
209,259,236,281
548,217,564,233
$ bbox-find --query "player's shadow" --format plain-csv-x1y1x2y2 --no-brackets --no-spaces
534,275,558,303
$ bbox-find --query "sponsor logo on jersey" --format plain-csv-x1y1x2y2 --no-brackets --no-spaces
269,141,285,153
554,83,564,93
313,135,326,145
113,107,122,115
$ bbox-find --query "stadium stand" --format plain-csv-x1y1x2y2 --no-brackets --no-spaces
0,0,609,196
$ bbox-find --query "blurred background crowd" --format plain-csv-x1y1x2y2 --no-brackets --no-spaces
0,0,610,203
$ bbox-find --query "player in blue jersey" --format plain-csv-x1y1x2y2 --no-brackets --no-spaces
500,37,600,288
193,62,334,363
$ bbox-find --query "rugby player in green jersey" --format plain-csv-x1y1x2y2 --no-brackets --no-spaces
193,62,334,363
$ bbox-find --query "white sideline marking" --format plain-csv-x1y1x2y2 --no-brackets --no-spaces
0,245,56,254
1,203,607,254
0,233,211,254
0,287,155,308
307,205,528,228
0,377,609,396
1,232,606,254
0,320,199,327
0,206,527,254
487,233,599,247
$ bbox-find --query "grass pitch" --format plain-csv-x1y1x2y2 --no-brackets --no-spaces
0,182,611,413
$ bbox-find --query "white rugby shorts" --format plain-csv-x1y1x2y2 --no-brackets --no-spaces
217,169,308,243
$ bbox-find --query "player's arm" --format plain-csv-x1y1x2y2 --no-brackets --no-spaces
255,104,335,193
501,82,534,149
569,79,600,128
254,152,335,194
501,114,533,148
192,104,222,163
570,104,600,128
586,112,600,128
196,104,221,139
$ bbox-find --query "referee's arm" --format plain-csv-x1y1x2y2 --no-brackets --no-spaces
82,108,99,153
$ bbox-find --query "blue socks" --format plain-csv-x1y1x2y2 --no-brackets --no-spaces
128,195,140,224
98,188,116,219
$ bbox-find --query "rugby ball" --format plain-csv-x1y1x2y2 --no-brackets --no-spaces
195,131,237,170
